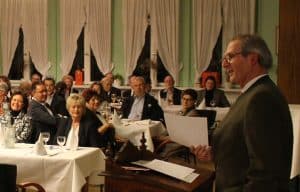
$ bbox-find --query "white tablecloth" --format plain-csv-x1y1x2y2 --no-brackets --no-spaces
289,104,300,178
113,119,166,152
0,143,105,192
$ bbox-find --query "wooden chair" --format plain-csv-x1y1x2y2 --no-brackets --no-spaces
0,163,45,192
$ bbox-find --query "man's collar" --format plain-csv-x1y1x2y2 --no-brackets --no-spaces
241,74,268,93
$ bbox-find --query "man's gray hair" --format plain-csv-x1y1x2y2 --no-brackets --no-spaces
232,34,273,70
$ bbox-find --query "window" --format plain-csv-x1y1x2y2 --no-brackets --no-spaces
133,19,169,86
200,29,223,87
8,28,42,80
69,27,104,82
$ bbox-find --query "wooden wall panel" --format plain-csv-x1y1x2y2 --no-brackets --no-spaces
278,0,300,104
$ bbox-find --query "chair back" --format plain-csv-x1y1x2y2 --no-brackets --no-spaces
194,109,216,128
0,163,17,192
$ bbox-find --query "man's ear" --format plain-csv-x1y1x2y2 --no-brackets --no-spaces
248,52,260,66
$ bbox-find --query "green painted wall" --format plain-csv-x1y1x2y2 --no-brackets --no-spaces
0,0,279,86
48,0,59,80
256,0,279,83
111,0,124,77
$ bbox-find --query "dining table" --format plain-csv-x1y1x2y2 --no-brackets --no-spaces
0,143,106,192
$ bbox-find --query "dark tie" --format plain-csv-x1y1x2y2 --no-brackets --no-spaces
44,103,54,116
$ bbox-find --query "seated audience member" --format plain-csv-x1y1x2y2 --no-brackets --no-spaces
31,73,42,84
9,91,32,143
160,75,182,105
18,81,32,101
197,76,230,107
122,76,164,123
0,82,9,115
44,77,68,117
0,75,12,99
178,89,199,116
62,75,78,99
157,89,199,158
82,89,115,145
27,82,56,143
55,94,102,147
122,75,136,99
55,81,67,98
100,76,121,103
104,72,114,82
90,82,102,95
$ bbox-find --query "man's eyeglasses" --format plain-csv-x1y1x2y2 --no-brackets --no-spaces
221,52,242,64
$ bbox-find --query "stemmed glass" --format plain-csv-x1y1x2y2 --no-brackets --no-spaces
111,94,117,103
57,136,66,151
41,132,50,145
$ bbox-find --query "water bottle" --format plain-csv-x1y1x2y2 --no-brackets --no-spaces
4,112,15,148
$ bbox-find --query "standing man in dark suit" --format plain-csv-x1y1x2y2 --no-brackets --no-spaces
192,34,293,192
122,76,164,123
28,82,57,143
160,75,182,105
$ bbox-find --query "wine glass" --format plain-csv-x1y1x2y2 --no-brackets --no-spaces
41,132,50,145
111,93,117,103
57,136,66,150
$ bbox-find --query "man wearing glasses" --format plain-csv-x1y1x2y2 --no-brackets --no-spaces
192,34,293,192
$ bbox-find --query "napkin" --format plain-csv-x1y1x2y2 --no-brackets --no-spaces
197,99,206,109
112,109,122,126
66,128,78,151
34,133,47,155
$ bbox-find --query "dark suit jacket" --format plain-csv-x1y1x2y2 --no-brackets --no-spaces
50,93,69,117
55,109,103,147
27,99,57,143
213,76,293,192
197,88,230,107
160,87,182,105
100,87,121,102
122,93,165,123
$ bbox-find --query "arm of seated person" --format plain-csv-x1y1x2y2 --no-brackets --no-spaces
97,122,113,135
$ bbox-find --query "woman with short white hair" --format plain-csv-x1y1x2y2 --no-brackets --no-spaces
54,94,101,147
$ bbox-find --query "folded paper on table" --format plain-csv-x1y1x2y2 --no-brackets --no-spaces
34,133,47,155
132,159,199,183
165,113,208,147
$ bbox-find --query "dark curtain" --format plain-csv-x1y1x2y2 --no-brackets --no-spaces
69,27,84,77
90,48,104,81
156,54,170,83
133,25,151,80
205,28,222,83
8,28,24,80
